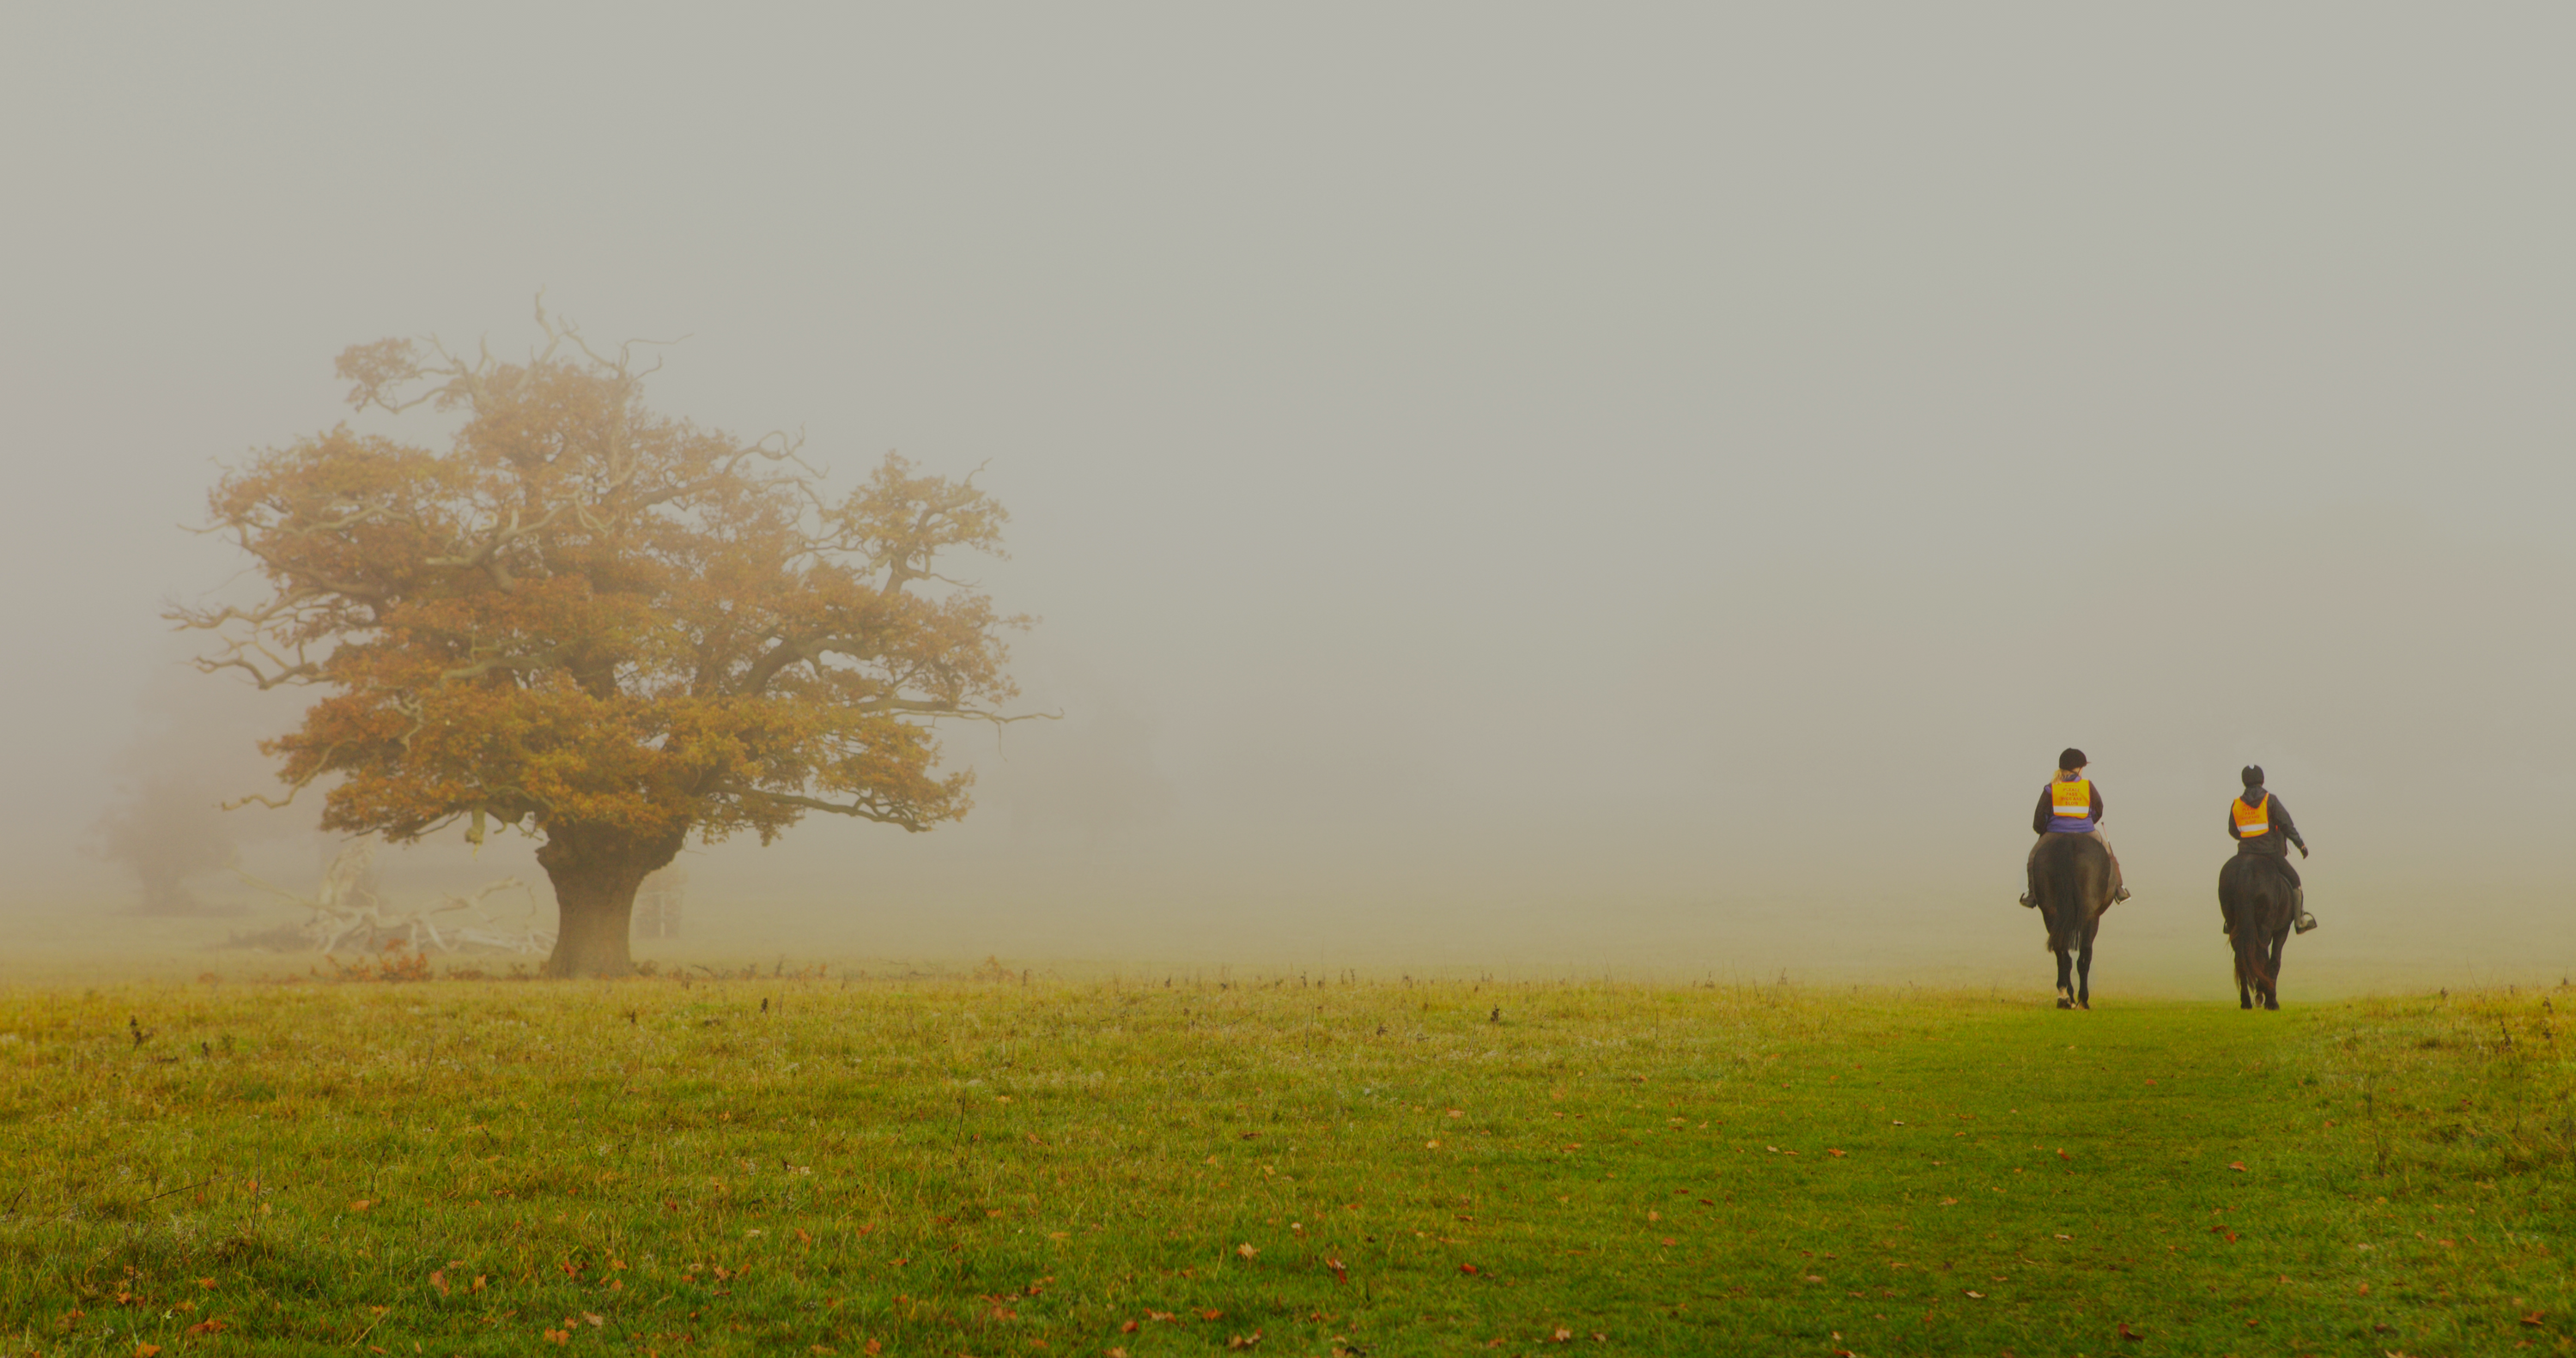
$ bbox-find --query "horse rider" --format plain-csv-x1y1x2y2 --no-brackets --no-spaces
2021,748,2131,907
2227,764,2315,934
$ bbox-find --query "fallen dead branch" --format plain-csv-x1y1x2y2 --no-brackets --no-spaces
222,841,555,956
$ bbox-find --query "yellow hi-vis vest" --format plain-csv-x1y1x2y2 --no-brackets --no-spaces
2233,794,2271,838
2051,778,2093,821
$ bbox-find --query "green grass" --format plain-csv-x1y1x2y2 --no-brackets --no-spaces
3,972,2572,1357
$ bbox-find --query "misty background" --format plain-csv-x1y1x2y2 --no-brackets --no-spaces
3,7,2570,992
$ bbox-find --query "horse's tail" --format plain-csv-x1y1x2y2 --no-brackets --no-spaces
2221,859,2276,990
2232,913,2274,991
2038,839,2088,954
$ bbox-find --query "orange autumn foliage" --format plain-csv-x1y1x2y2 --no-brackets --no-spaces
177,306,1031,975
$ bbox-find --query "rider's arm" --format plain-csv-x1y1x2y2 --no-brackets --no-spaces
2032,789,2052,835
2271,797,2306,851
2227,803,2243,840
2090,785,2104,823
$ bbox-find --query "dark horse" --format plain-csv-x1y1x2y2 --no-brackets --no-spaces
2031,833,2116,1009
2218,854,2298,1010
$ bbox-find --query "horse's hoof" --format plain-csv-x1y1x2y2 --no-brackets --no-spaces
2077,1000,2091,1010
2056,997,2072,1010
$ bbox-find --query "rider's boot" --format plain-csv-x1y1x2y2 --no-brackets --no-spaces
2293,886,2317,934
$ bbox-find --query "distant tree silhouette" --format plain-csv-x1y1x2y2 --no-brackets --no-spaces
88,773,236,916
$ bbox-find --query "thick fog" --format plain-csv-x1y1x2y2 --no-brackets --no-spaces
3,8,2571,991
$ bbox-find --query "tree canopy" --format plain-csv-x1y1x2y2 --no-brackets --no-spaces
177,308,1031,975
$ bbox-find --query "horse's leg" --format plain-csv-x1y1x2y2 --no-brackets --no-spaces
2233,925,2252,1009
2076,916,2098,1009
2055,945,2074,1009
2264,927,2287,1010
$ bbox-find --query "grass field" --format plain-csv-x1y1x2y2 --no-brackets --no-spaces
3,969,2571,1357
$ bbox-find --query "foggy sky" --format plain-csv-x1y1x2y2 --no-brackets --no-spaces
4,7,2571,991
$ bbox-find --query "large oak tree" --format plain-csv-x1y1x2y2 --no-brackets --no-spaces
179,310,1031,976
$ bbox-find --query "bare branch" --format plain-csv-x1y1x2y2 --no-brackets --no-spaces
739,789,929,828
219,743,339,810
437,651,557,684
190,653,324,690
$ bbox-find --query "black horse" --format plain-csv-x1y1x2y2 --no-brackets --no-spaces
2030,833,2117,1009
2218,853,2298,1010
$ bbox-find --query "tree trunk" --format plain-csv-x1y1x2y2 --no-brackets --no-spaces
536,824,684,978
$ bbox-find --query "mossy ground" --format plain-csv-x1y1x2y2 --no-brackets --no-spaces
3,972,2570,1356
